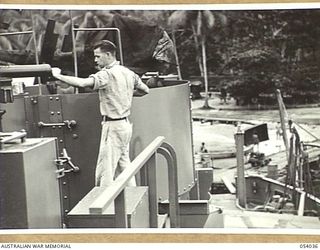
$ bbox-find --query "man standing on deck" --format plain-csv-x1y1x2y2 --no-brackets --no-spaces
51,40,149,187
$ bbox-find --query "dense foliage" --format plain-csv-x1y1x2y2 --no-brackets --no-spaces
165,9,320,105
1,9,320,104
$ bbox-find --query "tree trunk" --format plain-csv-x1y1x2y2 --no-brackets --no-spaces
191,24,203,77
201,37,210,109
171,30,182,80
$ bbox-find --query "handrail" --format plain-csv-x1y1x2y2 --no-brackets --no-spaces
0,31,33,36
69,24,124,77
73,27,123,65
158,142,180,228
89,136,165,214
88,136,180,228
69,23,123,94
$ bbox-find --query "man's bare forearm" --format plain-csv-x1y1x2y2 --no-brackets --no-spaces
55,74,94,88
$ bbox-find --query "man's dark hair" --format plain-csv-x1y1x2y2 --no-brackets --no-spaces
93,40,117,55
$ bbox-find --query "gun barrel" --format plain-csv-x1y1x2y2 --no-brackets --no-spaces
0,64,52,78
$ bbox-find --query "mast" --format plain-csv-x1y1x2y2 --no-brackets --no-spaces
276,89,289,161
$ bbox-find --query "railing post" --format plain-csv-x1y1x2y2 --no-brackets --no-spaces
146,153,158,228
114,189,128,228
167,152,179,228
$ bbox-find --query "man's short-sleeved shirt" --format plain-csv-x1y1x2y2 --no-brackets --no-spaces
90,61,145,119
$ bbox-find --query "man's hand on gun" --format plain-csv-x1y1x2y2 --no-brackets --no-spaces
50,67,74,94
51,67,62,79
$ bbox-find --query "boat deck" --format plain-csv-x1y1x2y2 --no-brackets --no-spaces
208,194,320,229
213,144,320,184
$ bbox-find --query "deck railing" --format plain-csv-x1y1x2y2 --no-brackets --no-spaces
89,136,180,228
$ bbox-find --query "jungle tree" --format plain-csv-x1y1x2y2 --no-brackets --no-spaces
168,10,216,108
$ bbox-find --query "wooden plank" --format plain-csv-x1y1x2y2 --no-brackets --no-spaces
89,136,164,214
221,176,236,194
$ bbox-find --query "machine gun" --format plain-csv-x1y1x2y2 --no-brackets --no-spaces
0,76,27,147
0,64,53,141
0,64,53,102
0,64,52,78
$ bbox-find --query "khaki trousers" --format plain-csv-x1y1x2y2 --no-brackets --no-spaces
95,119,136,187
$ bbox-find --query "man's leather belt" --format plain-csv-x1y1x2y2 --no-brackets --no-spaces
102,116,127,122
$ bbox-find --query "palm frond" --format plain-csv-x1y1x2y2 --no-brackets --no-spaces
215,12,228,27
168,10,188,29
203,10,215,29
